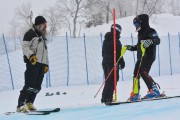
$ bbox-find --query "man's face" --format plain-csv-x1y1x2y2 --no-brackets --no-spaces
42,22,47,30
37,22,47,34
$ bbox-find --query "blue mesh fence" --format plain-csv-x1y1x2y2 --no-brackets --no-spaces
0,33,180,92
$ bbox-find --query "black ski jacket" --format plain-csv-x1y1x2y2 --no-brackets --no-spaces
131,14,160,61
102,32,125,68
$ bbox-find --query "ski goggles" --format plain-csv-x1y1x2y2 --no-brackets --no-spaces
111,26,121,34
133,22,141,27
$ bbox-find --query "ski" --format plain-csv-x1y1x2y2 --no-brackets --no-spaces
4,111,50,115
25,111,50,115
4,108,60,115
105,95,180,106
35,107,60,113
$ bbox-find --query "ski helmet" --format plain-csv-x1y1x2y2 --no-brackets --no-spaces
111,24,122,34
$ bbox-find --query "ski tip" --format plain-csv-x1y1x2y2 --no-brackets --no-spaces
53,108,60,112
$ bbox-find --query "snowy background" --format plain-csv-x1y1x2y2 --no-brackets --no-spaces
0,13,180,119
0,74,180,120
0,14,180,91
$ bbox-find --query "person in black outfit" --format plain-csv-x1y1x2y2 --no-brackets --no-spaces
101,24,125,103
126,14,161,101
17,16,49,112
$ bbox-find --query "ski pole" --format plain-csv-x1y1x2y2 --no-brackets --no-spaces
94,46,127,98
132,43,146,94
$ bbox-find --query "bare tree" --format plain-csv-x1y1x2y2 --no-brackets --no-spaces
8,17,20,50
97,0,112,24
8,2,33,37
57,0,90,38
15,2,33,30
85,0,105,27
43,6,63,36
169,0,180,15
136,0,139,15
134,0,163,17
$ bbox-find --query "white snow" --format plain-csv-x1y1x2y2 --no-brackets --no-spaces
0,14,180,120
83,14,180,37
0,74,180,120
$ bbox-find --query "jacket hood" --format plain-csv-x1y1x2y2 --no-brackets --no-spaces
134,14,150,33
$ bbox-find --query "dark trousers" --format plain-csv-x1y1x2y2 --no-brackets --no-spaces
133,58,154,91
102,65,119,102
18,62,45,107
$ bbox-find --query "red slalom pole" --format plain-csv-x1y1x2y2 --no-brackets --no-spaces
94,46,127,98
94,68,114,98
113,8,117,102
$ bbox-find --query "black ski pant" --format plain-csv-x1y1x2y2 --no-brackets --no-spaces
18,62,45,107
133,58,154,92
102,64,119,102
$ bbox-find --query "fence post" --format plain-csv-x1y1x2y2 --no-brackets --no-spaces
157,45,161,76
100,33,103,47
178,32,180,55
168,33,172,75
83,33,89,85
66,32,70,86
131,33,136,65
48,69,51,87
120,70,124,81
100,33,105,82
2,34,14,90
46,74,48,88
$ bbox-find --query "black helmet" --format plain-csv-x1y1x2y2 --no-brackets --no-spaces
111,24,122,34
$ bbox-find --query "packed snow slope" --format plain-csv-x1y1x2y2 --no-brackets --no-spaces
0,14,180,120
0,74,180,120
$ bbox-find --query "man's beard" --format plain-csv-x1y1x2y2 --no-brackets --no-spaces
36,25,47,39
41,29,47,39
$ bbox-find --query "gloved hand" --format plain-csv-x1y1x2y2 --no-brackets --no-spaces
119,61,125,70
29,54,38,65
143,39,153,48
44,65,48,73
125,45,133,51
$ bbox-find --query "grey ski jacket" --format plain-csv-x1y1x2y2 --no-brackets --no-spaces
22,27,49,65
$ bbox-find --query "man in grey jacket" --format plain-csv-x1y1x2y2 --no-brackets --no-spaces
17,16,49,112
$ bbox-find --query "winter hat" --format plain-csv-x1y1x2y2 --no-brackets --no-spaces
111,24,122,34
35,16,47,26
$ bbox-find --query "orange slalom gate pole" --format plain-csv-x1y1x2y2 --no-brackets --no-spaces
113,8,117,102
94,46,127,99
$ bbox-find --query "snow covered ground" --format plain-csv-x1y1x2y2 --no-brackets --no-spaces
0,14,180,119
0,74,180,120
83,14,180,37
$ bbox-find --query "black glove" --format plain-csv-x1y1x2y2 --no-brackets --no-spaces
126,45,133,51
29,54,38,65
119,61,125,70
143,39,153,48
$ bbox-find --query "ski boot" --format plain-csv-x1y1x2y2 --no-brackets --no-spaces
26,103,36,111
17,105,29,113
144,83,160,99
127,92,140,102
